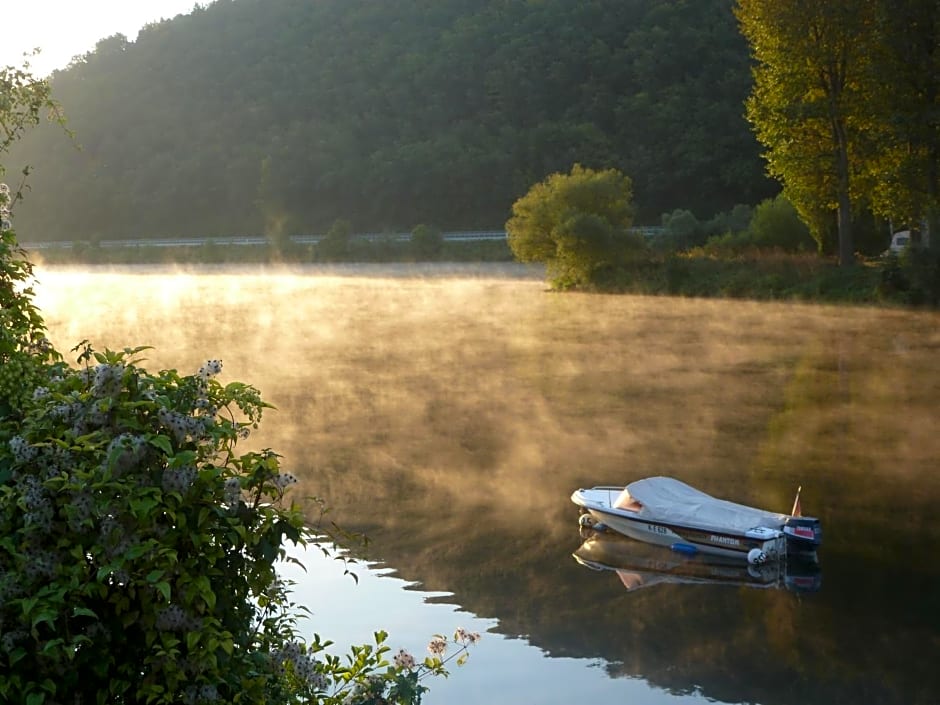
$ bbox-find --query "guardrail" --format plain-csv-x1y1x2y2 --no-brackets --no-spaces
23,231,509,249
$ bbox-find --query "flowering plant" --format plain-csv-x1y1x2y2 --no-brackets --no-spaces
0,179,477,703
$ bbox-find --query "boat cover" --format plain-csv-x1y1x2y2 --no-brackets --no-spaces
618,476,788,534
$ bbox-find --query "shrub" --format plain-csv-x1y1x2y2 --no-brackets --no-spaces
410,224,443,260
879,245,940,306
506,164,642,289
748,194,814,252
705,204,754,239
660,208,706,250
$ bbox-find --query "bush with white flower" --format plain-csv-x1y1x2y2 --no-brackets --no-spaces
0,194,479,704
0,192,482,705
1,63,478,703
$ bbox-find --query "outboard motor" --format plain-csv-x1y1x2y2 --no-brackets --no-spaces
783,516,822,554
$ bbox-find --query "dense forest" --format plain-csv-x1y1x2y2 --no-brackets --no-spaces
6,0,776,242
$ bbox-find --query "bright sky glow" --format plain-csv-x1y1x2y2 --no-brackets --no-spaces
2,1,202,77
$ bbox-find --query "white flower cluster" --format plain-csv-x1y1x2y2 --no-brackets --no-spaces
20,475,54,533
340,674,386,705
427,635,447,657
190,361,222,425
49,398,84,424
27,337,53,356
273,472,298,491
35,444,73,481
223,477,241,506
393,648,416,669
193,396,217,415
32,386,49,400
198,359,223,379
106,433,147,477
181,684,220,704
0,630,27,654
155,604,203,632
84,399,110,429
0,182,10,230
162,465,197,495
453,627,481,645
98,522,134,574
22,547,59,580
8,435,37,463
67,489,95,532
51,388,112,435
273,641,328,690
97,516,136,570
0,569,25,603
92,363,125,398
158,408,209,444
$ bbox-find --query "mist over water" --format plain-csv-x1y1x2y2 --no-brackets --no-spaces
34,263,940,705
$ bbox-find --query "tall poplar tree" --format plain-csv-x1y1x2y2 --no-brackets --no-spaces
736,0,878,265
862,0,939,241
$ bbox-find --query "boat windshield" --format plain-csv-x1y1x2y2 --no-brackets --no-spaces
614,488,643,512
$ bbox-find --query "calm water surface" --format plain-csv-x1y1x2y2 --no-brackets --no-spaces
34,263,940,705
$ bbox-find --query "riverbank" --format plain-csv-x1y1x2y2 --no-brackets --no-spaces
591,251,938,308
24,239,938,308
24,238,514,266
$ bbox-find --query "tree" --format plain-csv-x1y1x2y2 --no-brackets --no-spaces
410,223,443,260
506,164,642,288
317,218,351,261
861,0,940,242
0,61,57,163
736,0,879,266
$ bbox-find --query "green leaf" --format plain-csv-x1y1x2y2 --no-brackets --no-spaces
148,435,173,455
130,497,158,520
186,631,201,651
31,610,57,630
154,581,171,602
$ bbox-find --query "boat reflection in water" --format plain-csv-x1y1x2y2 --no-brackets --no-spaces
573,529,822,594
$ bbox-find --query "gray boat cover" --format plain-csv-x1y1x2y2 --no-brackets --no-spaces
616,476,788,534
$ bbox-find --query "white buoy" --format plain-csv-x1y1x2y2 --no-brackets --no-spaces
747,548,768,565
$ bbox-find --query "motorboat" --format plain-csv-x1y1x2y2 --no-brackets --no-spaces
571,476,821,564
573,530,822,593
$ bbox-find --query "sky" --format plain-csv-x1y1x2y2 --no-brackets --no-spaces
2,1,202,77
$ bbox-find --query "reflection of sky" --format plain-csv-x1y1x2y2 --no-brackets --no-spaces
281,545,717,705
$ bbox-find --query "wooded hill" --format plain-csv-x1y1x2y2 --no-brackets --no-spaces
8,0,776,242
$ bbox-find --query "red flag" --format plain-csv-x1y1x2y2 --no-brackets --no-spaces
791,485,802,517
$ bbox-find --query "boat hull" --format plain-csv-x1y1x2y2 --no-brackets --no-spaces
572,486,788,561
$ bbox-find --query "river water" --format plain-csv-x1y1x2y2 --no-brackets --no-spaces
33,263,940,705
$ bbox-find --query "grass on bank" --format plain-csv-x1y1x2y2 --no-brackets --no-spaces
27,238,939,308
592,249,939,307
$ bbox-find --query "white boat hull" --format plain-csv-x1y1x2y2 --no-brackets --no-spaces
572,486,788,561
